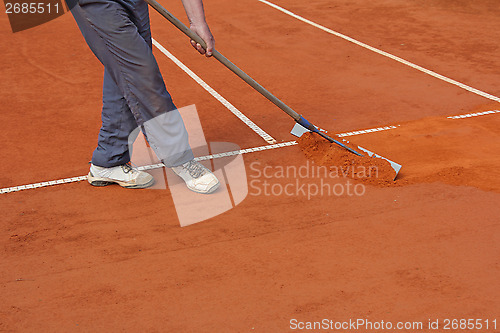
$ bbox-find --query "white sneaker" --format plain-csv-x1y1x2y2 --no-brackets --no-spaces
171,160,220,194
88,163,154,189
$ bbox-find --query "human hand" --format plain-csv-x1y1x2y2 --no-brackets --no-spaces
190,23,215,57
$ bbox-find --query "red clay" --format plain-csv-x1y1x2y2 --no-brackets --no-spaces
298,106,500,192
298,132,397,186
1,0,499,332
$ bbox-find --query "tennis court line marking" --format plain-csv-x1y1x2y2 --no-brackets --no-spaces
447,110,500,119
0,124,399,194
258,0,500,103
0,176,88,194
337,125,399,137
137,141,299,172
0,141,297,194
3,109,496,195
152,38,277,145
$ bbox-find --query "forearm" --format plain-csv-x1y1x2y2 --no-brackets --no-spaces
180,0,207,26
180,0,214,57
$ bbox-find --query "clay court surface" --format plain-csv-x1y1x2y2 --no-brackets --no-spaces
1,0,499,331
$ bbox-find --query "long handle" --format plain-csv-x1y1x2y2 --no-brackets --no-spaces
146,0,363,157
145,0,301,121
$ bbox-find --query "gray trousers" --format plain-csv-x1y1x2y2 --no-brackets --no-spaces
71,0,194,168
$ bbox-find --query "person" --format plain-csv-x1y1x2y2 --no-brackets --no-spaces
69,0,220,194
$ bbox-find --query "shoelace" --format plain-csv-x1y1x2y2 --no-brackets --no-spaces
121,163,137,174
184,161,208,178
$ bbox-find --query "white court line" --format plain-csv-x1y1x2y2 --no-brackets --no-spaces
137,141,299,172
0,176,88,194
152,38,277,144
0,142,297,194
3,108,496,195
0,124,398,194
337,125,399,137
447,110,500,119
258,0,500,103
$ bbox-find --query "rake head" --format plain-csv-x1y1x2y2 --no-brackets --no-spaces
291,121,402,180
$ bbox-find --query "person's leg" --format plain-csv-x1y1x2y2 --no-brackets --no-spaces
91,70,138,167
71,0,193,167
126,0,153,48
